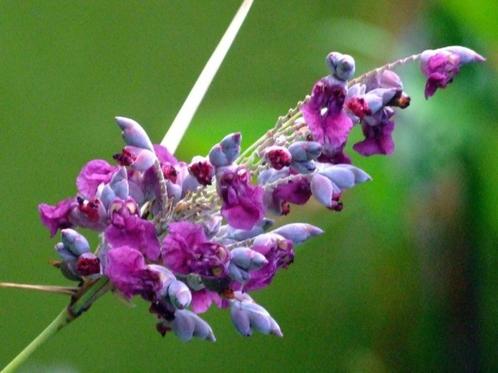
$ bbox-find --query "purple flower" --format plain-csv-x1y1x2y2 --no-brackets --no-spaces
244,233,294,291
191,289,223,314
104,246,161,299
218,167,265,230
76,160,117,199
301,78,354,163
153,144,178,166
162,221,229,278
105,199,161,261
353,108,395,156
269,176,311,215
420,46,485,99
38,198,75,236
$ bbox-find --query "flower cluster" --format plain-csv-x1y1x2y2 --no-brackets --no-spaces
38,45,484,342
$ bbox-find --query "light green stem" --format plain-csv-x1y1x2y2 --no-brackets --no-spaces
1,308,69,373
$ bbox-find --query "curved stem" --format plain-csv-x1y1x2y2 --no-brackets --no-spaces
1,308,69,373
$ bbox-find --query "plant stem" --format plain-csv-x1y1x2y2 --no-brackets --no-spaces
1,308,69,373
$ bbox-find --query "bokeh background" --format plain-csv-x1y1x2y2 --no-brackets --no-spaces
0,1,496,372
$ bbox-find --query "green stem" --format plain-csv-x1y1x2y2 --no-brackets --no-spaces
1,308,69,373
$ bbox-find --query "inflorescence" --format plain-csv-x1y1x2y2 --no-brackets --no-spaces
37,46,484,342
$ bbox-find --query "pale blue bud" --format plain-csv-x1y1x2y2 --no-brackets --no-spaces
317,164,371,190
230,247,268,271
208,133,241,167
167,280,192,309
172,310,216,342
288,141,322,162
311,173,336,208
327,52,356,81
230,296,283,337
97,184,116,209
61,229,90,256
291,160,316,174
272,223,323,244
109,167,129,200
228,262,251,282
115,116,154,151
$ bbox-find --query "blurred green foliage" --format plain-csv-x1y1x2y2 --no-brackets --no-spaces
0,1,496,372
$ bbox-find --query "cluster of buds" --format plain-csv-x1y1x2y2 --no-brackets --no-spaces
38,45,484,342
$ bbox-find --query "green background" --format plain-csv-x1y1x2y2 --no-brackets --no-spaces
0,1,496,372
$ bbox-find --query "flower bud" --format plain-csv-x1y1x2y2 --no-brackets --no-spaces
264,146,292,170
288,141,322,162
311,173,338,208
109,167,129,200
327,52,356,81
363,88,399,114
96,184,116,209
172,310,216,342
230,247,268,271
167,280,192,309
230,294,282,337
291,160,316,174
228,263,250,283
55,242,77,261
272,223,323,244
113,146,156,172
208,133,241,167
61,229,90,256
115,116,154,151
317,164,371,190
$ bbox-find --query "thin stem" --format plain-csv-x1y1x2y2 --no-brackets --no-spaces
0,282,77,296
1,308,69,373
348,53,422,86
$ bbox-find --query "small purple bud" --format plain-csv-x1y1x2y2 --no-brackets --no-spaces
115,116,154,151
172,310,216,342
97,184,116,209
434,46,485,64
272,223,324,244
230,247,268,271
228,263,251,282
189,157,214,186
224,218,274,241
167,280,192,309
291,160,316,174
113,146,156,172
363,88,399,114
230,294,283,337
109,167,129,200
208,133,241,167
327,52,356,81
220,132,241,162
61,229,90,256
55,242,77,261
288,141,322,162
311,173,337,207
317,164,371,190
76,252,101,277
208,145,228,167
264,146,292,170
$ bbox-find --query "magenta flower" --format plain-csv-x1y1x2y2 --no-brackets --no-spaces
420,46,485,98
269,176,311,215
244,233,294,291
162,221,229,278
353,108,395,156
104,246,161,299
105,199,161,261
301,78,353,163
38,198,75,236
76,160,117,199
191,289,223,314
218,167,265,230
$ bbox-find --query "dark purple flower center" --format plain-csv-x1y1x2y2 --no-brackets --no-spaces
77,197,101,222
189,161,214,185
113,148,135,166
346,97,371,119
266,149,292,170
76,255,101,276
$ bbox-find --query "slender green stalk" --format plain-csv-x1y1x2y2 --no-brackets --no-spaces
1,277,112,372
1,308,69,373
